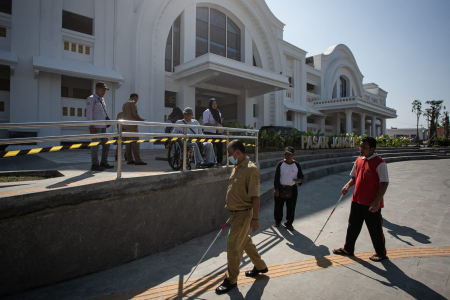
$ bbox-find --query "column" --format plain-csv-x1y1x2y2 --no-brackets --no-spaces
381,118,386,135
300,114,307,132
335,113,341,134
345,110,352,134
244,28,252,65
319,116,326,134
371,116,377,137
360,113,366,136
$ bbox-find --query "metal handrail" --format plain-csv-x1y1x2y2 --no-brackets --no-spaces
0,120,259,177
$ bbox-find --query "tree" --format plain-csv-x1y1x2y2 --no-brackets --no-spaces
425,100,444,146
411,100,422,146
442,111,449,139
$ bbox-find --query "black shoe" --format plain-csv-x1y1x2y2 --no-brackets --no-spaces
208,162,215,168
100,163,114,169
196,162,207,168
127,161,135,165
274,222,281,227
91,164,105,172
135,162,147,165
284,222,294,231
219,161,226,166
215,278,237,294
245,266,269,277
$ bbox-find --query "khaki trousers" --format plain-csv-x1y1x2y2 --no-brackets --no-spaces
225,209,267,284
125,137,142,164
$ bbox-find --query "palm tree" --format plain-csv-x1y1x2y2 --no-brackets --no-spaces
411,100,422,146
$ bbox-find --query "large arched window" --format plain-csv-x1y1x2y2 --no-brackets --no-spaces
196,7,241,61
165,16,181,72
340,77,347,98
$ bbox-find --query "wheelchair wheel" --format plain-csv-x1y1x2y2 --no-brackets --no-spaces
167,142,182,171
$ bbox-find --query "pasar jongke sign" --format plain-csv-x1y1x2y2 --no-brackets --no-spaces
300,136,356,149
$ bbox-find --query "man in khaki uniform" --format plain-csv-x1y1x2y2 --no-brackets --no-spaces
122,93,146,165
216,139,268,294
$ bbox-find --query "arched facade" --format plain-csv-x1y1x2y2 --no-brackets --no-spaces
0,1,396,149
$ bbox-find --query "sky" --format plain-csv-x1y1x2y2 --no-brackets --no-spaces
265,0,450,129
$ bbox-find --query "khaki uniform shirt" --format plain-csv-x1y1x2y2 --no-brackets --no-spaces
122,100,144,132
226,157,260,211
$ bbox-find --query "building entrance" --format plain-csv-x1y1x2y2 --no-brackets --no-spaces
195,88,237,125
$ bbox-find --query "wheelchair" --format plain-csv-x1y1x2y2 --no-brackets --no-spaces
167,140,207,171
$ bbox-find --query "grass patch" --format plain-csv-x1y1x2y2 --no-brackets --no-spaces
0,176,50,182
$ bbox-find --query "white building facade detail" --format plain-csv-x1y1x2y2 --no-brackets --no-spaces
0,0,396,148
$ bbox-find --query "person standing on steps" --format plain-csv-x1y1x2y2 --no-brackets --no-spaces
216,140,268,294
122,93,147,165
333,136,390,262
273,146,303,231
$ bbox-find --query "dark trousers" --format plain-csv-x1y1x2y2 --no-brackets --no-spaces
274,185,298,226
212,132,223,163
344,201,387,257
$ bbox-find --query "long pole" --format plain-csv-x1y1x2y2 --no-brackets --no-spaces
185,218,229,285
308,194,344,251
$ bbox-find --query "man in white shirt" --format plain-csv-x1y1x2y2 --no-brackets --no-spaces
86,82,113,172
171,107,216,168
203,98,225,165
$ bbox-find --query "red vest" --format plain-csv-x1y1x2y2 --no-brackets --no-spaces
352,155,385,208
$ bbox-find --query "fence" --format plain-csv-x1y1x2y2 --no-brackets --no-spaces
0,120,259,178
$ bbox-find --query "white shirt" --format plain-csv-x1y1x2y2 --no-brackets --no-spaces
203,109,221,134
86,93,107,129
171,119,203,135
350,153,389,182
279,161,301,186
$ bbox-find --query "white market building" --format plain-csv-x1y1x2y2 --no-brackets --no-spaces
0,0,397,148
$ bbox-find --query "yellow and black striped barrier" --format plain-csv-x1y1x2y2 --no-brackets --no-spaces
0,138,256,158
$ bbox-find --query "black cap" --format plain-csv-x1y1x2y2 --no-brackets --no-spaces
95,82,109,90
284,146,294,155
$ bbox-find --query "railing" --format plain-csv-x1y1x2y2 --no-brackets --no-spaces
313,97,397,113
0,120,259,179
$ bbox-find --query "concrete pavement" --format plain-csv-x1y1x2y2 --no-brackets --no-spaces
3,159,450,300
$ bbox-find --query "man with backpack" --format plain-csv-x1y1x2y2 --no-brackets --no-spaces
273,147,303,231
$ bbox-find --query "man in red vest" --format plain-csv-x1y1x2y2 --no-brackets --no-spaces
333,136,389,262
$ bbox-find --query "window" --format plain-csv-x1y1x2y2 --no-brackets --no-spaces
0,27,6,38
165,91,176,108
62,10,93,35
165,16,181,72
61,76,92,99
0,101,4,111
307,117,315,124
340,77,347,98
85,46,90,55
0,65,10,91
64,41,69,51
0,0,12,15
78,45,83,53
62,107,68,116
325,117,332,126
70,107,75,116
307,83,315,94
286,111,292,121
196,7,241,61
71,43,76,52
77,108,82,117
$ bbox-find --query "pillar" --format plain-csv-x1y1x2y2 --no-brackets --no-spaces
381,118,386,135
244,28,252,65
319,116,326,134
345,110,352,134
181,5,196,63
335,113,341,133
371,116,377,137
360,113,366,136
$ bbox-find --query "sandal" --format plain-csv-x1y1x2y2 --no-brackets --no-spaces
369,255,389,262
332,248,354,256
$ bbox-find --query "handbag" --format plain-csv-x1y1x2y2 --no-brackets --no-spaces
279,185,293,199
97,99,111,128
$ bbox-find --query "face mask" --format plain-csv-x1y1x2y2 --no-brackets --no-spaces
229,152,238,165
